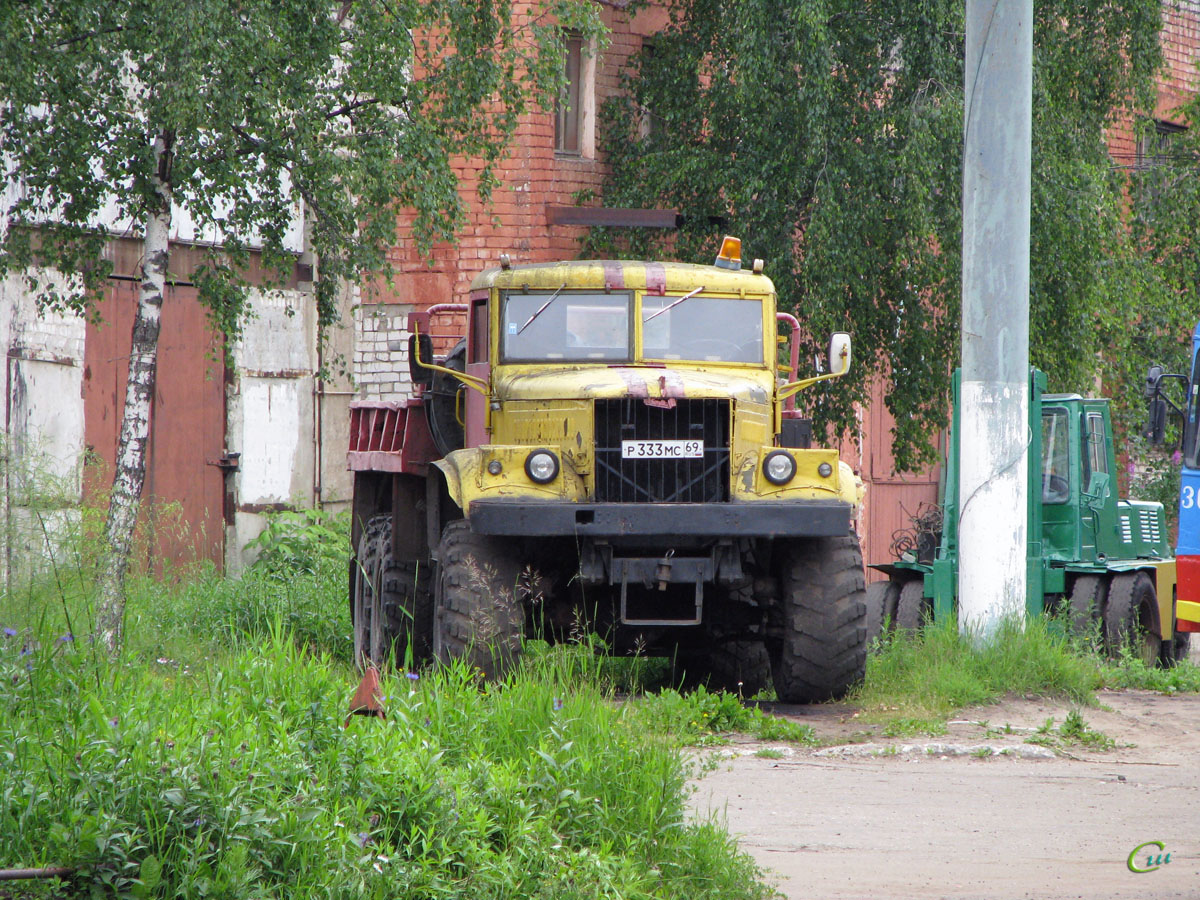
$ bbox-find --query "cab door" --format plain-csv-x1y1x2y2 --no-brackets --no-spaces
1081,402,1119,559
464,293,491,447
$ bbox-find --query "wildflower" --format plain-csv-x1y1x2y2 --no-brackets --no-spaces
357,832,372,847
405,672,419,681
553,697,564,711
109,717,119,728
1174,450,1183,465
19,647,31,657
2,627,16,638
58,633,74,643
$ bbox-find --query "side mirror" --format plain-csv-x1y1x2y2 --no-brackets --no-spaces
408,332,435,388
1084,470,1111,511
1145,364,1164,400
828,332,852,377
1145,396,1167,445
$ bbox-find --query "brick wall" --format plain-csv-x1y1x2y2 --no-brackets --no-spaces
1108,1,1200,162
356,3,668,401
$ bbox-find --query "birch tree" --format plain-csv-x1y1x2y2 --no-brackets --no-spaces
0,0,600,654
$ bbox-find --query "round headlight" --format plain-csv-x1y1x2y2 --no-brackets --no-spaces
487,459,503,476
525,449,560,484
763,450,797,486
818,462,833,478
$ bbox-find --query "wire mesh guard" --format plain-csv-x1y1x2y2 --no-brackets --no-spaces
593,398,730,503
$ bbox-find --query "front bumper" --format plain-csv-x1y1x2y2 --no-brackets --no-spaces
467,499,852,538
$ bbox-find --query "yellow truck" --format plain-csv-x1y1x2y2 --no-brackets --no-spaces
347,239,866,701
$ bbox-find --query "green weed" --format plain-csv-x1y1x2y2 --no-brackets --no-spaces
629,686,816,746
0,627,772,900
754,747,785,759
855,617,1105,728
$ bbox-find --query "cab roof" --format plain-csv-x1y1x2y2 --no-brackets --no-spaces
469,259,776,296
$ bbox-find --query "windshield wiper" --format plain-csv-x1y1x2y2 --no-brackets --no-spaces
517,284,567,335
643,286,704,323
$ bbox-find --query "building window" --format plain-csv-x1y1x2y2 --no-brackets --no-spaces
1137,119,1186,170
555,33,595,158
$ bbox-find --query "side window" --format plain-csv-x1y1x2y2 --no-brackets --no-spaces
1085,413,1108,480
1041,408,1070,504
469,298,488,364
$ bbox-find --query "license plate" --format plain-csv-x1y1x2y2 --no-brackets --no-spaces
621,440,704,459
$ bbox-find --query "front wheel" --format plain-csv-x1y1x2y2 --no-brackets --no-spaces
770,534,867,703
433,520,524,679
1104,572,1160,665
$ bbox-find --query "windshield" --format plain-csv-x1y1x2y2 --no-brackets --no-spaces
501,291,632,362
1185,346,1200,468
642,295,763,363
498,290,766,364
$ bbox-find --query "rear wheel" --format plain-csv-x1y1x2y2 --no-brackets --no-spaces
352,515,433,669
894,579,929,632
770,534,867,703
864,579,901,645
1066,574,1107,645
1162,628,1192,667
433,520,525,678
1104,572,1160,665
682,634,771,697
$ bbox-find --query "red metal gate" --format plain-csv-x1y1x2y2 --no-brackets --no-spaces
83,280,227,571
860,377,942,576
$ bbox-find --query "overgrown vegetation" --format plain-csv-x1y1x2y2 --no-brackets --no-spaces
0,519,777,900
855,615,1200,731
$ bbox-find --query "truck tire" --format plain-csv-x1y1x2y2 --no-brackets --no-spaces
864,579,898,645
894,578,928,632
352,515,433,669
1104,572,1160,665
685,635,771,696
1066,574,1107,643
1162,628,1192,667
770,534,867,703
433,519,524,679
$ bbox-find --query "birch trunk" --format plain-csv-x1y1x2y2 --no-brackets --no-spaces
94,132,174,655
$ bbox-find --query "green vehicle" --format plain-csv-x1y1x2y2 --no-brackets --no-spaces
869,368,1188,664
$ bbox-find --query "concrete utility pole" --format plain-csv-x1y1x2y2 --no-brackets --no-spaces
959,0,1032,639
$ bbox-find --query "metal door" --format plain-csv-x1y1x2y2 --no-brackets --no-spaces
83,280,227,570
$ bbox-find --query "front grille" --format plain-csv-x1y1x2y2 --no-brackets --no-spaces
593,398,730,503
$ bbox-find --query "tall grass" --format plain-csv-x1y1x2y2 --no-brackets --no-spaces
855,617,1107,723
0,505,773,900
0,628,772,899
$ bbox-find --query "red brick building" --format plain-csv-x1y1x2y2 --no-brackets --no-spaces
354,1,1200,570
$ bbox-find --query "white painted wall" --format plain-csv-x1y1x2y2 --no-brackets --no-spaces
0,271,87,584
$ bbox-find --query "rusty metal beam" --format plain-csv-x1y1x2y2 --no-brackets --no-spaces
545,206,679,228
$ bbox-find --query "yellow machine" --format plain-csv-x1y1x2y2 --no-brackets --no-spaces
347,238,867,701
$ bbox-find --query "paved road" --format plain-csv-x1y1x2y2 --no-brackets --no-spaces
691,691,1200,899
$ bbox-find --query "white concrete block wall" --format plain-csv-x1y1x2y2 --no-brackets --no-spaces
0,271,87,583
225,285,320,573
353,303,414,401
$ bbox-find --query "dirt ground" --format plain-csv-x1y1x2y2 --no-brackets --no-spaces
690,689,1200,900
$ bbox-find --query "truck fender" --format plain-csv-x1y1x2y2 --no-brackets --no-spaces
433,449,483,512
838,460,863,510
